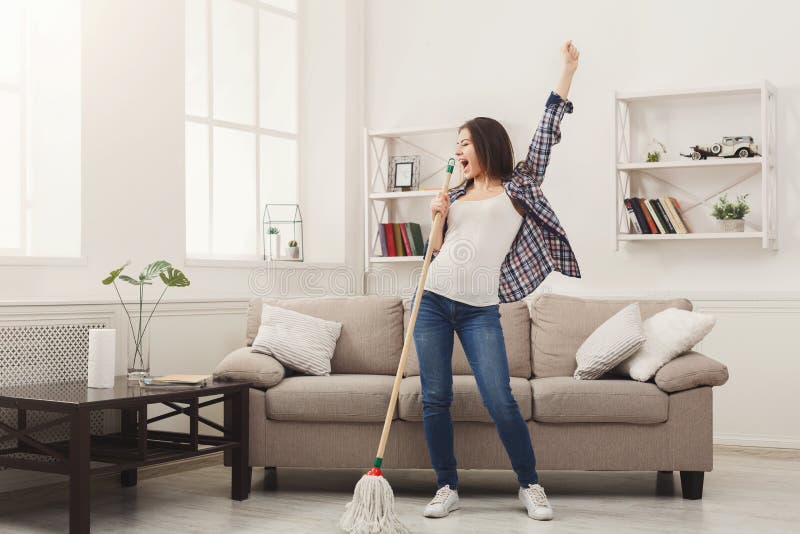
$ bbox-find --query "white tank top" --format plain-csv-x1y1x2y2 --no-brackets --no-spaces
424,191,524,307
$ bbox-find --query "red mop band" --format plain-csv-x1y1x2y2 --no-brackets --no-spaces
366,467,383,477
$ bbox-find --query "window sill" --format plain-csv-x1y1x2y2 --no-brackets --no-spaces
184,256,346,270
0,256,87,266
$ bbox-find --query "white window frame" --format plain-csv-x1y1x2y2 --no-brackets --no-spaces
184,0,301,264
0,1,85,266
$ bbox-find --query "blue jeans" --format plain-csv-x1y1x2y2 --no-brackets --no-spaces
410,289,538,490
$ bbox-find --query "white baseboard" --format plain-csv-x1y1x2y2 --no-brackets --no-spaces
714,434,800,449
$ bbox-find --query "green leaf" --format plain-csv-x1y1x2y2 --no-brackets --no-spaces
119,274,152,286
102,260,131,285
160,267,190,288
139,260,171,281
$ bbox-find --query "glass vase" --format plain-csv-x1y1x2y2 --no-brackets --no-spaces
127,329,151,381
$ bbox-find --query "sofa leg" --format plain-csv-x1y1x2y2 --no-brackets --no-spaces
264,467,277,491
680,471,704,500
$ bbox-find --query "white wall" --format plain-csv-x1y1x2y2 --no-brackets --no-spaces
0,0,359,304
363,0,800,448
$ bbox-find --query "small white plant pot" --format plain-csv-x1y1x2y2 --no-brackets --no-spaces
717,219,745,232
270,235,281,259
286,246,300,259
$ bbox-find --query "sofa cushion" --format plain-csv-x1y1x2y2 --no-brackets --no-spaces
265,374,398,422
213,346,285,388
654,351,729,393
574,302,646,380
530,293,692,378
531,376,668,424
613,308,717,382
402,298,531,378
252,305,342,376
246,296,404,375
398,375,532,422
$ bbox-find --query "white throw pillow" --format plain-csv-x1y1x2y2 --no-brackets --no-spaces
251,304,343,376
613,307,716,382
574,302,646,380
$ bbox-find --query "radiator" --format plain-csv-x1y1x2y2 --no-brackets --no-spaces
0,323,108,457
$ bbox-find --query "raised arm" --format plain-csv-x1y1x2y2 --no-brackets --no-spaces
524,40,579,185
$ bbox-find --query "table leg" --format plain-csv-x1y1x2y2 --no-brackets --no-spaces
230,385,250,500
69,407,90,534
120,407,139,487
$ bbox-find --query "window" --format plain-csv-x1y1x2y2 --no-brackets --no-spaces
0,0,81,258
185,0,299,260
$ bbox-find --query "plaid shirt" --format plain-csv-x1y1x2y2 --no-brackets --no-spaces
422,91,581,303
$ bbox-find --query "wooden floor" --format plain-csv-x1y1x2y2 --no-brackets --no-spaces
1,446,798,533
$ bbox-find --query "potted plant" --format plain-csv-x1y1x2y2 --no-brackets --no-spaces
268,226,281,259
711,193,750,232
286,239,300,259
102,260,190,380
646,138,667,162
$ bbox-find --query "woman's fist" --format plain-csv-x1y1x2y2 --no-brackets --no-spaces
561,40,579,73
431,192,450,221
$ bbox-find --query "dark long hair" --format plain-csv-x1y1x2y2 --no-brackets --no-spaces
456,117,516,188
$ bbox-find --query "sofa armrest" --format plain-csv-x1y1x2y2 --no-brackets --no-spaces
213,346,286,389
654,351,729,393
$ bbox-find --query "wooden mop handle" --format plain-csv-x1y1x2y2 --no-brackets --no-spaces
374,158,456,465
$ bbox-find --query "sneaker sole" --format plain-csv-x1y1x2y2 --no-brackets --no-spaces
423,504,460,518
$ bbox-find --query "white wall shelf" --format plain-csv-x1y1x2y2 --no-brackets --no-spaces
617,157,762,171
364,125,461,273
618,232,764,241
369,255,425,263
368,190,440,200
613,80,777,250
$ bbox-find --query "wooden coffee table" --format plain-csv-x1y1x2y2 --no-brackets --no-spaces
0,376,251,534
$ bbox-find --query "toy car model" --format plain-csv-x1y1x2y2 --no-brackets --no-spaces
680,136,760,160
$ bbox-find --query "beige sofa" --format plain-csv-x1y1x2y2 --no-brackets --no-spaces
214,293,729,499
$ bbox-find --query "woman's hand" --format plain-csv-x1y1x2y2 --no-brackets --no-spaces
555,40,579,100
430,192,450,221
560,40,579,73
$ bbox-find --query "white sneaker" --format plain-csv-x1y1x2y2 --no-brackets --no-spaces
423,484,460,518
518,483,554,521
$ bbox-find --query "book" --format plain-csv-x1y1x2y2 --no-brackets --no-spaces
644,199,664,233
392,224,405,256
378,224,389,256
624,199,642,233
408,223,424,255
661,196,687,234
636,198,659,233
399,224,413,256
626,198,647,233
669,197,692,233
141,374,210,387
652,199,676,233
383,223,396,256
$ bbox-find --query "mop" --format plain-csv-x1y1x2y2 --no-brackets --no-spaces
339,158,456,534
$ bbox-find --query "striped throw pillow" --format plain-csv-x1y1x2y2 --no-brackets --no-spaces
251,304,343,376
573,302,646,380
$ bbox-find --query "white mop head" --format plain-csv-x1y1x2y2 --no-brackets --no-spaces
339,472,410,534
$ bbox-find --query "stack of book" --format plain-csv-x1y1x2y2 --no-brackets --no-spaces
140,374,210,388
378,222,424,256
624,197,691,234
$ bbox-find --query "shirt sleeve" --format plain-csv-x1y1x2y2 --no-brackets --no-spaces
523,90,574,186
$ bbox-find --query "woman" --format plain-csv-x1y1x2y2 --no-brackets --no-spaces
411,40,581,521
